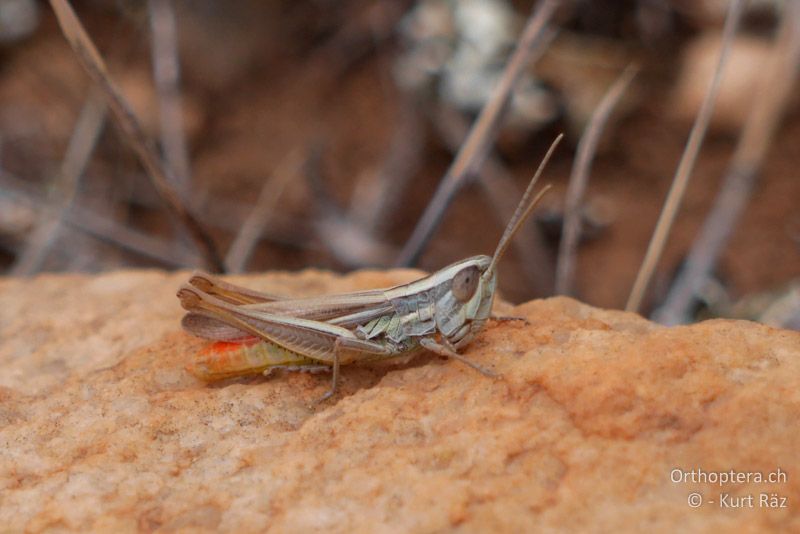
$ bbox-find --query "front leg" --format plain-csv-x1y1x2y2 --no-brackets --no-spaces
420,338,499,378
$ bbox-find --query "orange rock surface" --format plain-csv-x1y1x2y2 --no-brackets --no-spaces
0,270,798,532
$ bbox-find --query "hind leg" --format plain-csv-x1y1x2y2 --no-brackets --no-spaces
263,364,330,377
490,314,529,325
314,337,395,404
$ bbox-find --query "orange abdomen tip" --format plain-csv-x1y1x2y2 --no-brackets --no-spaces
198,340,257,356
188,339,258,380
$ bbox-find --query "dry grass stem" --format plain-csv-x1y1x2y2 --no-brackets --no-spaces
349,98,424,234
10,89,107,275
64,202,204,267
1,179,203,267
302,143,397,267
395,0,559,267
432,105,553,296
148,0,191,196
225,151,304,273
625,0,745,312
555,64,638,296
49,0,225,272
654,1,800,325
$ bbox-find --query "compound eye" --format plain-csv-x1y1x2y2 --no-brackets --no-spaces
452,266,480,303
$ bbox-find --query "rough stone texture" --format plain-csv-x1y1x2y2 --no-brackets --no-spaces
0,270,798,532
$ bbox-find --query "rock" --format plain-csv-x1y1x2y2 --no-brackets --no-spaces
0,0,38,45
0,270,798,532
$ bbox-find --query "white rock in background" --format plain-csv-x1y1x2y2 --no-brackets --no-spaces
0,0,38,44
395,0,558,133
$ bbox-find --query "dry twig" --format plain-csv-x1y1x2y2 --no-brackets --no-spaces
148,0,191,196
0,178,202,267
395,0,559,266
65,202,204,267
225,151,303,273
625,0,745,312
48,0,225,272
654,1,800,325
349,97,425,234
10,89,107,275
432,105,553,296
555,64,637,295
304,143,398,267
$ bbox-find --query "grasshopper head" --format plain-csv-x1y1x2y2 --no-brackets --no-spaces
435,135,561,349
433,255,495,349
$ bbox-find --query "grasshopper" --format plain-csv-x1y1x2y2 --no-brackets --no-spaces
177,136,561,402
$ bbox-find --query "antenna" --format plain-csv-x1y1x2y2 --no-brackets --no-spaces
487,134,562,276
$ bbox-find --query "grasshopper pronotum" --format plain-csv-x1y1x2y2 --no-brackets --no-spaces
177,136,561,401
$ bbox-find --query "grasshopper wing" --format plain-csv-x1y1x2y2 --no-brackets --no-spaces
187,272,284,304
243,292,394,325
189,272,396,325
178,285,388,364
181,312,257,342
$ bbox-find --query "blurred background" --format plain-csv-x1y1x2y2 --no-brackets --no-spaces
0,0,798,327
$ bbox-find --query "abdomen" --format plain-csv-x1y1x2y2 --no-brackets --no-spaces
188,339,321,381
